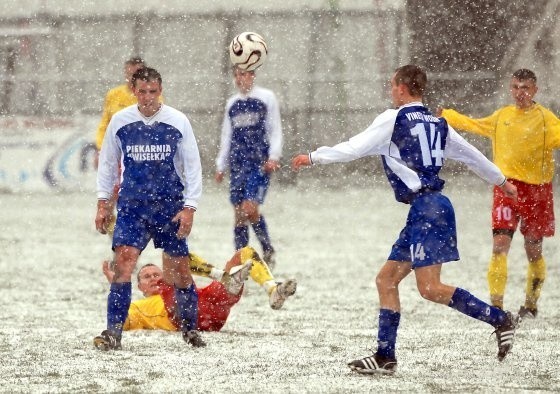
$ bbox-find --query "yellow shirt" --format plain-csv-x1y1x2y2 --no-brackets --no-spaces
95,84,137,150
442,104,560,184
123,295,178,332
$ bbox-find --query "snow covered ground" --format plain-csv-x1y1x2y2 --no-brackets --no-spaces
1,174,559,393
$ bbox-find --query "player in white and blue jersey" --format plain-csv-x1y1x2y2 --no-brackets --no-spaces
292,65,520,374
215,66,283,268
94,67,205,350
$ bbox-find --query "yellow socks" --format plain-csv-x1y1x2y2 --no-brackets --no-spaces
487,253,507,308
239,246,277,294
525,257,546,310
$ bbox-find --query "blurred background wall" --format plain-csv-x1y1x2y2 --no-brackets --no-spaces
0,0,558,190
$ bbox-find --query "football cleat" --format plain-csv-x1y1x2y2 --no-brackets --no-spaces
348,353,397,374
518,305,537,319
93,330,122,351
269,279,297,310
494,311,520,361
183,330,206,348
222,260,253,295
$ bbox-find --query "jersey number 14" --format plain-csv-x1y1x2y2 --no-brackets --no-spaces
411,123,444,167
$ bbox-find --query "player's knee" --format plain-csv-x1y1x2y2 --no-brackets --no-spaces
375,271,396,291
416,283,440,302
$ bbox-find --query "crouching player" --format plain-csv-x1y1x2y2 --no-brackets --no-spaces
94,246,297,348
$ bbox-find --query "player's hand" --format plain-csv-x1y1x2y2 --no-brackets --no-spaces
215,171,224,183
102,260,115,283
500,181,518,202
172,207,195,239
291,154,312,171
94,150,100,170
95,200,112,234
263,159,280,173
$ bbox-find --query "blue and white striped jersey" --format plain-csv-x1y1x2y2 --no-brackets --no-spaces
216,86,282,174
310,102,505,204
97,104,202,209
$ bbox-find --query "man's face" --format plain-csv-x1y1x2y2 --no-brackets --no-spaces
233,68,255,94
510,77,538,109
132,79,162,116
124,63,144,86
137,265,164,297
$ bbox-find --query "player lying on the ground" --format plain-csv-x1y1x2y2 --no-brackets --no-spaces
96,246,296,341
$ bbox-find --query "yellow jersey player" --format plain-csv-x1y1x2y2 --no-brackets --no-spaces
440,69,560,318
99,247,297,334
95,57,146,152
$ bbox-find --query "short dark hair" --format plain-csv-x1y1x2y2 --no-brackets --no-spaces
394,65,427,97
512,68,537,83
137,263,158,282
131,67,162,87
125,56,145,67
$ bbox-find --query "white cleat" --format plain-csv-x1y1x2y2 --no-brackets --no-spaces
269,279,297,310
223,260,253,295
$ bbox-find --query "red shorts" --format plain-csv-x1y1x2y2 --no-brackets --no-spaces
196,281,242,332
492,180,555,238
160,280,242,332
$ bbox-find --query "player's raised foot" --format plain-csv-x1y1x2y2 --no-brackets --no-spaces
183,330,206,348
494,311,520,361
93,330,122,351
269,279,297,310
518,305,538,320
223,260,253,295
263,249,276,271
348,353,397,375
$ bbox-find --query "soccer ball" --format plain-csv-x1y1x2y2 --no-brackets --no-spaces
229,32,268,71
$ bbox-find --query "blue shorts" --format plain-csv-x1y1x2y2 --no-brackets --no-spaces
229,168,270,205
113,197,189,256
388,192,459,268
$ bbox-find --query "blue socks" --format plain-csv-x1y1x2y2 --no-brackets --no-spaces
448,287,507,327
252,215,273,253
234,225,249,250
376,309,401,359
175,284,199,332
107,282,132,337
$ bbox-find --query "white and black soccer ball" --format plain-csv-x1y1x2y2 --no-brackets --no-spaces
229,32,268,71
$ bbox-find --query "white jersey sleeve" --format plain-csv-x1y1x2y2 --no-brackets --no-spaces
96,116,122,200
310,109,397,164
174,115,202,209
215,99,234,173
444,125,506,185
266,91,283,162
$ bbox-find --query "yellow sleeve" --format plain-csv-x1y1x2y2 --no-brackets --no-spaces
542,107,560,149
441,108,500,138
95,90,117,150
123,295,178,331
95,85,139,150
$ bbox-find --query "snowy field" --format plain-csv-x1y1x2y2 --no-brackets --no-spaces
1,174,560,393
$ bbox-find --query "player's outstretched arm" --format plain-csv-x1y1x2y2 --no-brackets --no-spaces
291,154,311,171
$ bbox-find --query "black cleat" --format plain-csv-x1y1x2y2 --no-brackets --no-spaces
518,305,537,319
348,353,397,375
183,330,206,347
494,311,520,361
93,330,122,351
